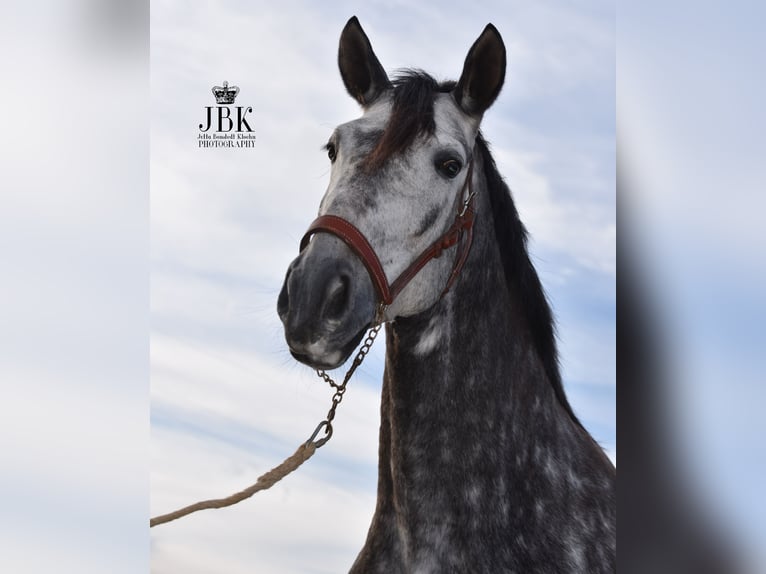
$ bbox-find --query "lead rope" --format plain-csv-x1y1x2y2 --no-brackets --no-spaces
150,312,384,528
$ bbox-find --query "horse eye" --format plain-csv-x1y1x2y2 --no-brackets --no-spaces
327,143,337,162
439,159,462,178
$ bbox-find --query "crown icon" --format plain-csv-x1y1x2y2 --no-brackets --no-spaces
212,81,239,104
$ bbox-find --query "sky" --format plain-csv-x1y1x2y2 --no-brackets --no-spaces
150,1,614,572
5,2,766,573
619,1,766,567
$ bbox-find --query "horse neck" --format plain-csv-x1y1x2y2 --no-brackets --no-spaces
377,162,587,528
353,157,616,574
385,173,576,455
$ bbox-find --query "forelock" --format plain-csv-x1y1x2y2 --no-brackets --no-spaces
362,70,456,172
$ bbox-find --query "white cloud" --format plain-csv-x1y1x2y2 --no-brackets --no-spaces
152,426,376,574
151,333,384,571
492,144,616,275
151,334,383,459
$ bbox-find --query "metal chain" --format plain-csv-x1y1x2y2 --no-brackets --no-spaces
306,317,384,449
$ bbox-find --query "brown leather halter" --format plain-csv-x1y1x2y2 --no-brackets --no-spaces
299,159,476,317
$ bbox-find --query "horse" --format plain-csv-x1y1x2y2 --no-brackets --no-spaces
278,16,616,573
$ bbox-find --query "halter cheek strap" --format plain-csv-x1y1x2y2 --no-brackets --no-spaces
299,159,476,314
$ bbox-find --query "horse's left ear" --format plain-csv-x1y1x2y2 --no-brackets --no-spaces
453,24,506,117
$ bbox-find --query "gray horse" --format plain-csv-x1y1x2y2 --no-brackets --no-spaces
278,17,616,573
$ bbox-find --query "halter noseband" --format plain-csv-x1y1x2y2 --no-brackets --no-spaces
299,159,476,318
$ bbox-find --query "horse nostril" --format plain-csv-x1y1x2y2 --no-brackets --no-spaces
277,268,291,319
323,274,351,321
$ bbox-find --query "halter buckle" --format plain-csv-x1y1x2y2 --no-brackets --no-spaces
459,190,476,217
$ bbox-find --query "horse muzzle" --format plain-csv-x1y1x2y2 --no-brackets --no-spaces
277,233,377,369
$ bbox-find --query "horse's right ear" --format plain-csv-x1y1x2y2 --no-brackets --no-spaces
338,16,391,107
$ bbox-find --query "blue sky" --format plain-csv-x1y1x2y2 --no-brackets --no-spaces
150,1,614,571
620,2,766,565
7,2,766,573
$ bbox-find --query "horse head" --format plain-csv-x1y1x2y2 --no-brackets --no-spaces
278,17,505,369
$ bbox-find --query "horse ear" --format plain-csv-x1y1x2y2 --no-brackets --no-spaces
453,24,506,117
338,16,391,107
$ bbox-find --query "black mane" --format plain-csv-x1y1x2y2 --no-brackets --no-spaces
367,70,581,427
477,134,583,428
